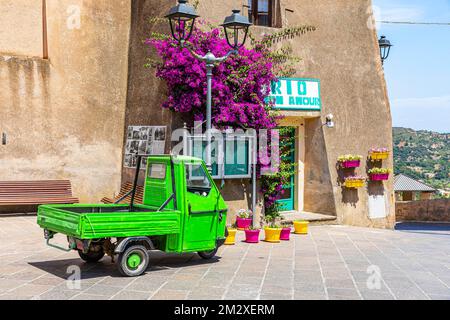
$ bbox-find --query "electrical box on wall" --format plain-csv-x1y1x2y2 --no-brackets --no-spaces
368,195,388,219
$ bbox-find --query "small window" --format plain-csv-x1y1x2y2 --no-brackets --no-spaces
224,138,251,177
191,138,220,179
186,164,212,196
148,163,167,180
247,0,273,27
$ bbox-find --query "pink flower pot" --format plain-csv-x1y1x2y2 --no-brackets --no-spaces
245,229,261,243
341,160,361,168
236,217,253,230
280,228,292,241
370,173,389,181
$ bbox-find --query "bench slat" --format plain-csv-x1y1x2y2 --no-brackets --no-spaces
0,180,78,207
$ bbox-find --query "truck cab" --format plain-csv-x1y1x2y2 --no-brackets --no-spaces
37,155,228,277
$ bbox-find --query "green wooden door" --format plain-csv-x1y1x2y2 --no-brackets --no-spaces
276,129,296,211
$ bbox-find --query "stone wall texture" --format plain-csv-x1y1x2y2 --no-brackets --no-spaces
396,199,450,222
0,1,132,202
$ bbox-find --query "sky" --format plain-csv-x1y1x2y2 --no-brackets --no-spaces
373,0,450,133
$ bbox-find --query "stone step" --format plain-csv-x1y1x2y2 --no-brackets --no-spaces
281,211,338,226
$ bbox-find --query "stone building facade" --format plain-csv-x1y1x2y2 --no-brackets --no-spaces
0,0,395,228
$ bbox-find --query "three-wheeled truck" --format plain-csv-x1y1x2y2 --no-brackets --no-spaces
37,155,228,277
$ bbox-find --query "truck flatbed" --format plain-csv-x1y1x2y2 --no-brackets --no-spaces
38,203,181,239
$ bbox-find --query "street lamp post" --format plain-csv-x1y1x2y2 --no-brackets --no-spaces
166,1,252,172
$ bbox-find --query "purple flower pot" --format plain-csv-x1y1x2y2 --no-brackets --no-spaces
245,229,261,243
341,160,361,168
280,228,292,241
370,173,390,181
236,217,253,230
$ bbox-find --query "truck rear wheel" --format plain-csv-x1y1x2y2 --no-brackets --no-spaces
198,248,218,260
117,245,149,277
78,249,105,263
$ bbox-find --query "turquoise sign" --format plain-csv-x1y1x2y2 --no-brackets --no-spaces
269,78,321,111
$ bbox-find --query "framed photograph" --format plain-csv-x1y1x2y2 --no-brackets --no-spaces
124,126,167,169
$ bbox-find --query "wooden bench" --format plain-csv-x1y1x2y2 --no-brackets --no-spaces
101,182,144,205
0,180,79,207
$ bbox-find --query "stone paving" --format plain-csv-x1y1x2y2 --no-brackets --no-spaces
0,215,449,300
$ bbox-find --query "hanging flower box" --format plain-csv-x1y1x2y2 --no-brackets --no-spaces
344,176,366,188
368,168,391,181
369,148,390,161
370,174,390,181
338,155,362,168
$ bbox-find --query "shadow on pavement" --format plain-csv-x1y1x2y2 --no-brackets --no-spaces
29,252,222,280
395,222,450,237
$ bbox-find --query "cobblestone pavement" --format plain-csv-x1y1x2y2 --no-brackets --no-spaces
0,216,449,300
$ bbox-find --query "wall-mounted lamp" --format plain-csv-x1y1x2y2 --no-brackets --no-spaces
323,114,335,129
378,35,393,65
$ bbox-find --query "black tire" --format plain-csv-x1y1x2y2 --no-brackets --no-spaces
78,249,105,263
198,248,218,260
116,245,149,277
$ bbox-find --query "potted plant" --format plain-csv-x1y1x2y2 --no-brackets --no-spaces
244,226,261,244
344,176,366,188
368,168,391,181
264,216,282,243
338,154,363,168
369,147,390,161
294,220,310,235
236,209,253,230
280,223,292,241
225,223,238,245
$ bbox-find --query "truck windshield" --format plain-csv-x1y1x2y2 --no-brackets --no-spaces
185,164,212,196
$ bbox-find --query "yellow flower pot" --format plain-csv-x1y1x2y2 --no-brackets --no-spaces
264,228,282,243
225,229,237,245
344,180,365,188
369,152,389,161
294,221,309,235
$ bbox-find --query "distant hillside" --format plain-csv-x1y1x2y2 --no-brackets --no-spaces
393,127,449,191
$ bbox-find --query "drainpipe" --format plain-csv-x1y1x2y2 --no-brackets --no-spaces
252,132,257,227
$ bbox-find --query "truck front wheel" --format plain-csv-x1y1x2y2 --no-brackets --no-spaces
198,248,218,260
117,245,149,277
78,249,105,263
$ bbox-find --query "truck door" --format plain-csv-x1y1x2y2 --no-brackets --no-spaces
182,162,220,251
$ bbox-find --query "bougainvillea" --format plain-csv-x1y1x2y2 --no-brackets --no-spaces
146,25,278,130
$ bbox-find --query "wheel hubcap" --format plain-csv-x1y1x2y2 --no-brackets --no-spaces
127,253,142,269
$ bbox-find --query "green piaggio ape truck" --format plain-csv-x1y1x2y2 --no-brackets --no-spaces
37,155,228,277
